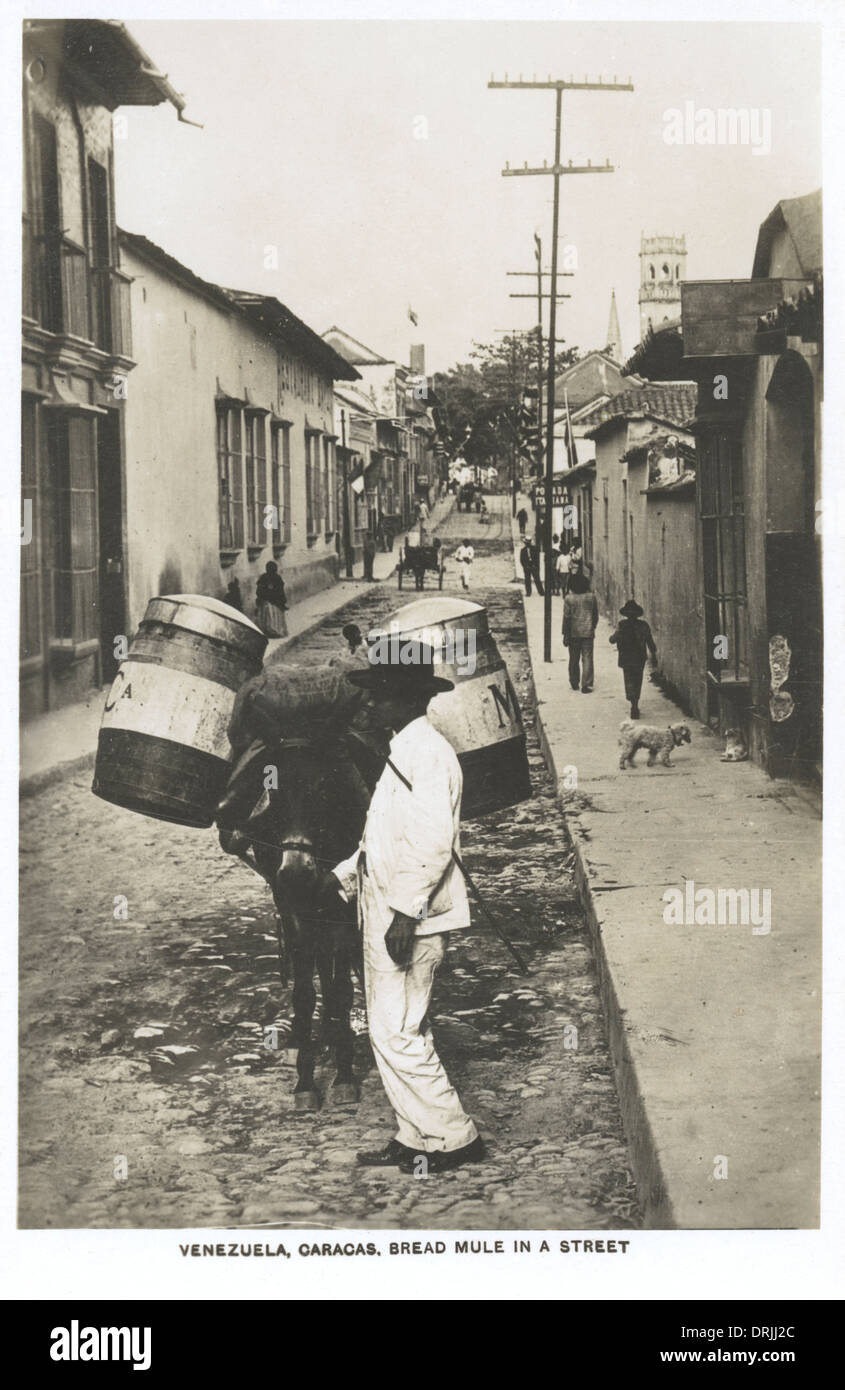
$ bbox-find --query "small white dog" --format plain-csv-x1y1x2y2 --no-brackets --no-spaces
618,719,691,770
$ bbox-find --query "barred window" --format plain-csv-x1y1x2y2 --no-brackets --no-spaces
322,436,332,534
48,414,97,644
217,406,244,550
271,424,292,545
245,412,267,546
305,430,317,536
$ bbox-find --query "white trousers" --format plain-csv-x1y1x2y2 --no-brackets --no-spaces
458,561,471,590
361,881,477,1154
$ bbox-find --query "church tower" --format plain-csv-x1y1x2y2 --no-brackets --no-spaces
638,233,686,341
605,289,623,363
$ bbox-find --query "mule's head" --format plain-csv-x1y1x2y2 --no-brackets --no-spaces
247,729,377,921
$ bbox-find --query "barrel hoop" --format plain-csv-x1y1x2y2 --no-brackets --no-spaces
100,662,236,758
145,598,267,658
128,633,259,692
93,728,228,828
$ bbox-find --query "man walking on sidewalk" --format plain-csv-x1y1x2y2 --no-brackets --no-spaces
454,538,474,591
519,537,544,596
609,599,658,719
516,505,529,538
562,569,598,692
326,646,484,1175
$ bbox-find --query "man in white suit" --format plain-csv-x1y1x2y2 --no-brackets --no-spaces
326,641,484,1174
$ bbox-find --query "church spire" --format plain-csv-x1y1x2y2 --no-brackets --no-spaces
606,288,623,363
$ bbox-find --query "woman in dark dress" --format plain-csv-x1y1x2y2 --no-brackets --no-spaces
255,561,288,638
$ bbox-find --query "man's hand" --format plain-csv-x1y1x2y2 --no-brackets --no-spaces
385,911,417,968
316,870,346,916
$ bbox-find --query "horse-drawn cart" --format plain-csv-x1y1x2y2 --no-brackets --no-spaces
397,539,445,590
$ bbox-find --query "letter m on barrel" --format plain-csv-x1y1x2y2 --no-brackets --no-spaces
488,677,522,731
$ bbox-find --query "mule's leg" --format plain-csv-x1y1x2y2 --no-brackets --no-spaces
316,940,358,1105
330,942,358,1103
287,922,320,1111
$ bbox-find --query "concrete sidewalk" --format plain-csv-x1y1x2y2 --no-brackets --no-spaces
513,507,821,1228
19,495,455,795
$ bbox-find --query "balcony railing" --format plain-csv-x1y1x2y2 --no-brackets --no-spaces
91,265,133,358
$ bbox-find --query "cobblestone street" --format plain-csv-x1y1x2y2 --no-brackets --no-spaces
19,497,640,1231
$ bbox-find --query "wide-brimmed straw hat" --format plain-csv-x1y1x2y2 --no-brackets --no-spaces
345,639,454,694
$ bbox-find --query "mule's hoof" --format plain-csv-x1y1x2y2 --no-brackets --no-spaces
332,1083,359,1106
294,1090,321,1112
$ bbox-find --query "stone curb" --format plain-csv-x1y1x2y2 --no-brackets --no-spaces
20,749,98,800
527,683,675,1227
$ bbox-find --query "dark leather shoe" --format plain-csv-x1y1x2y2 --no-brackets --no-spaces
398,1135,486,1174
356,1139,417,1167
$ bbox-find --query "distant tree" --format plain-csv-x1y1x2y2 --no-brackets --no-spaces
432,335,580,475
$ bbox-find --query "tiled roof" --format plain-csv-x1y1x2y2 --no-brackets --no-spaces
582,382,697,437
752,189,821,278
554,351,632,412
646,469,696,495
118,230,358,381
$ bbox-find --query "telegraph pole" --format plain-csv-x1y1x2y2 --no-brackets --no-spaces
490,72,634,661
507,236,574,528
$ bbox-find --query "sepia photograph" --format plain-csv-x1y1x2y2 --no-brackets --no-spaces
9,3,836,1300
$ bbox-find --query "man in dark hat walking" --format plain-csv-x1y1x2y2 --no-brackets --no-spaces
609,600,658,719
519,537,544,597
324,640,484,1175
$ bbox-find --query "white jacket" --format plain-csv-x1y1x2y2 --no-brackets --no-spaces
332,715,470,935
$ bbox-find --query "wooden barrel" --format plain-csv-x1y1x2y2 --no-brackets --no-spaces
92,594,267,828
377,596,531,817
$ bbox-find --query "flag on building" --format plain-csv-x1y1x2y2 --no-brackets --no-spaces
348,457,365,494
408,306,419,325
563,389,576,469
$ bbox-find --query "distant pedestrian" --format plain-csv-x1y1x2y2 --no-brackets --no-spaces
551,534,562,594
224,577,243,613
519,538,544,597
454,539,474,591
557,536,584,595
363,533,377,581
517,506,529,537
255,561,288,637
562,569,598,693
609,599,658,720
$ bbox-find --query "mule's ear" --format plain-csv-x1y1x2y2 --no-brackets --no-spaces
250,691,284,745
